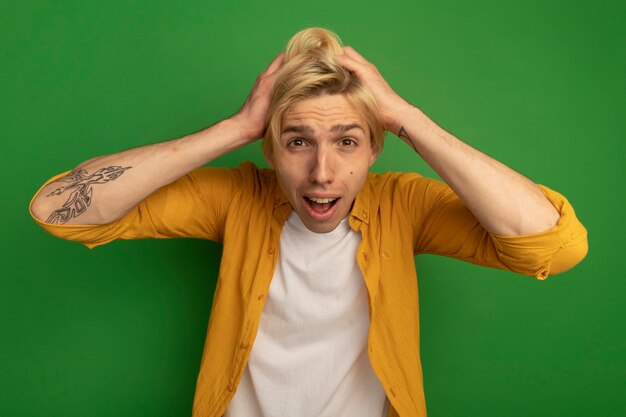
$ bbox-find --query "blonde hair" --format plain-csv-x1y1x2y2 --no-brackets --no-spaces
263,27,385,157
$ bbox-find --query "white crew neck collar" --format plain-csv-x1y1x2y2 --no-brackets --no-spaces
286,211,351,236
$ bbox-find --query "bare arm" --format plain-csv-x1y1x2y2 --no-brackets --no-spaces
31,52,285,226
392,104,560,236
336,47,560,236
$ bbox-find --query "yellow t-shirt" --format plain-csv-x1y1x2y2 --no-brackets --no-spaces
30,161,588,417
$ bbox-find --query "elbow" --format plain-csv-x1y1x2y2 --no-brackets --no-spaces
547,234,589,276
30,195,53,224
494,227,588,280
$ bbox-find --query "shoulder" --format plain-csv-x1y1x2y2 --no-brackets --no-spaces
362,170,456,216
365,170,445,194
188,161,281,200
189,161,276,184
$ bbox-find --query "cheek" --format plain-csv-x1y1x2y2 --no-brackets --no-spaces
343,167,369,192
276,164,305,193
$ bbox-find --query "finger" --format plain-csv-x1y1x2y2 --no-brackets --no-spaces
334,53,366,75
264,51,285,75
341,46,370,65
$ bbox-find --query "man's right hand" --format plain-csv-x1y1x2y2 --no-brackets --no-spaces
31,52,285,226
232,52,285,143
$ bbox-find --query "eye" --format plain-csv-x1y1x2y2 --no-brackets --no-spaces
339,137,357,146
288,138,306,147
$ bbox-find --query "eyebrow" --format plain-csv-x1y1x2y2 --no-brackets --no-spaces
281,123,365,135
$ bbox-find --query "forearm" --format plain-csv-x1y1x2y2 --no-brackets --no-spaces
395,105,560,236
32,51,285,227
31,116,252,225
334,47,562,236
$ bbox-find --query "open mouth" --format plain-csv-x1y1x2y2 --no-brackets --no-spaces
304,196,340,214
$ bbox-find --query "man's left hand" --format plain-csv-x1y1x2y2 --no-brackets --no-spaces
335,46,413,135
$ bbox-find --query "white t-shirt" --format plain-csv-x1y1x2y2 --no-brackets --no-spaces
224,212,389,416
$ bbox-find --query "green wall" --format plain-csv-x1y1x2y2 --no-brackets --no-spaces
3,0,624,416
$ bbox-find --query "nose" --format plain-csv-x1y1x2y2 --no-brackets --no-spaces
309,146,334,185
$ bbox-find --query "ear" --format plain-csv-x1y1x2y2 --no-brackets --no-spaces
368,142,380,167
264,149,275,169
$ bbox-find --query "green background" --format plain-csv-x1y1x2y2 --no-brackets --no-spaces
2,0,624,416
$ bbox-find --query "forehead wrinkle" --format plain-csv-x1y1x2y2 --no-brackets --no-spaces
284,103,361,121
280,122,365,135
281,124,314,134
330,123,365,133
281,95,368,136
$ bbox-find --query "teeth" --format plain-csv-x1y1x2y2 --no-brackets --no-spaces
308,197,337,204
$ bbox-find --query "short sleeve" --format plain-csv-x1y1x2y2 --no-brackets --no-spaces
30,166,243,249
403,175,588,280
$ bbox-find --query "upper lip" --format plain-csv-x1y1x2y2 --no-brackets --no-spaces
304,194,341,199
306,197,338,203
303,192,339,198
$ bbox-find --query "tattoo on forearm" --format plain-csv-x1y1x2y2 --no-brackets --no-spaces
398,126,419,154
45,166,132,224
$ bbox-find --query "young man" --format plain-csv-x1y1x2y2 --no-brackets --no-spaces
30,28,588,417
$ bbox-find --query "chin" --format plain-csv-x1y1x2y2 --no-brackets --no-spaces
305,222,339,234
296,209,342,233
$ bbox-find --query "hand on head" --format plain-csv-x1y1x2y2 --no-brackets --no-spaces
235,51,285,143
235,34,412,146
335,46,412,134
